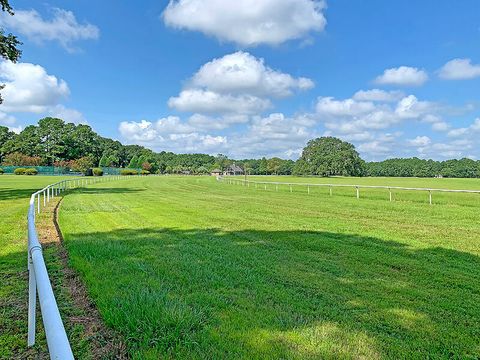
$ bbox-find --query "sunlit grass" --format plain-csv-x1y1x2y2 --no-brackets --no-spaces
58,176,480,359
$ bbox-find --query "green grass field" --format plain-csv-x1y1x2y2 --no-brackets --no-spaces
55,175,480,359
2,175,480,359
0,176,117,359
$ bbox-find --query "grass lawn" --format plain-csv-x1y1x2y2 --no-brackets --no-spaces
57,176,480,359
0,175,119,359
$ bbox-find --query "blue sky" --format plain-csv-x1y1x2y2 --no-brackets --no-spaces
0,0,479,160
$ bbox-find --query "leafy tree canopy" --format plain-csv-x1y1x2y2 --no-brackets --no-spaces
298,137,365,177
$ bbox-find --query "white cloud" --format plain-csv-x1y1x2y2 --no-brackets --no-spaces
228,113,316,158
168,89,271,114
447,118,480,138
0,61,69,113
0,8,99,51
353,89,404,102
394,95,435,119
438,58,480,80
188,113,249,130
0,111,16,126
190,51,314,98
169,52,312,116
118,117,228,153
408,135,431,147
48,105,87,124
357,141,392,155
375,66,428,86
316,97,377,116
162,0,327,46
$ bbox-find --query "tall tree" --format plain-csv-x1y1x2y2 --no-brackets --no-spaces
298,137,365,177
0,125,14,162
37,117,66,165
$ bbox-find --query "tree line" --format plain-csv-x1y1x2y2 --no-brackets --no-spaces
1,119,479,178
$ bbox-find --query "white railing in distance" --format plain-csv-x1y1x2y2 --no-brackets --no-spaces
27,175,131,359
217,177,480,205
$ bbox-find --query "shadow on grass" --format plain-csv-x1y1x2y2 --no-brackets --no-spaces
67,187,145,195
0,186,144,202
0,188,43,201
59,227,480,359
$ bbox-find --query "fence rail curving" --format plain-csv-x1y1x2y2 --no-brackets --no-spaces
217,176,480,205
26,175,133,359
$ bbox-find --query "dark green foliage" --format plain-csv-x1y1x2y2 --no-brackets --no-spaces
0,167,3,174
297,137,365,177
366,158,480,178
13,167,25,175
93,167,103,176
24,168,38,175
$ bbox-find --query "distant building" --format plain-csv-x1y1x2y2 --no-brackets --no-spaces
223,164,244,176
210,169,222,176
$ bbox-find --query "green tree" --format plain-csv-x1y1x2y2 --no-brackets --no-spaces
99,154,108,167
0,125,14,162
128,155,139,168
267,157,282,175
37,117,67,165
298,137,365,177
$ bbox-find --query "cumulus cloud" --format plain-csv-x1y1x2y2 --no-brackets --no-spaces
118,117,228,153
353,89,404,102
407,135,431,147
190,51,314,97
0,61,69,113
0,8,99,51
162,0,327,46
169,52,312,115
228,113,316,158
48,105,87,124
375,66,428,86
188,113,249,130
0,111,16,126
168,89,271,114
447,118,480,138
438,58,480,80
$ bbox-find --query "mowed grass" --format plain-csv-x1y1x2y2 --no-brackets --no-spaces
0,175,113,359
58,176,480,359
0,176,68,358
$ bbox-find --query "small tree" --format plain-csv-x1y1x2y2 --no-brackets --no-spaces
142,162,152,171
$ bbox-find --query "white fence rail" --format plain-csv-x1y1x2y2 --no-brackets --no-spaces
218,177,480,205
27,175,130,359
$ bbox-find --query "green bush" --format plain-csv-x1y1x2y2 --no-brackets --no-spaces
141,170,150,175
120,169,138,176
14,168,26,175
93,167,104,176
24,168,38,176
0,168,4,174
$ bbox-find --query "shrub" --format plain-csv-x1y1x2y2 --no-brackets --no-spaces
2,152,43,166
93,167,104,176
14,167,26,175
0,168,4,174
70,156,95,173
141,170,150,175
120,169,138,176
24,168,38,176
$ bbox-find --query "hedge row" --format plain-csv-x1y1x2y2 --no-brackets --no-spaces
13,168,38,175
